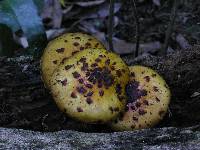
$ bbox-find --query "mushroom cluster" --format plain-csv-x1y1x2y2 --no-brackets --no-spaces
41,33,171,131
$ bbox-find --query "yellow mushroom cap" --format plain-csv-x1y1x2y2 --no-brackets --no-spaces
41,33,105,88
111,65,171,131
50,48,130,123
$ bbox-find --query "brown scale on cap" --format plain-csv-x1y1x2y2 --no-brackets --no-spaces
144,76,150,82
116,70,122,77
72,71,80,79
110,65,171,131
60,79,67,86
56,48,65,53
65,65,73,70
86,91,94,97
78,78,84,84
86,97,93,105
99,90,104,96
61,57,68,64
72,51,79,56
73,42,80,46
75,37,81,40
71,92,77,98
76,86,87,94
53,60,58,64
77,107,83,112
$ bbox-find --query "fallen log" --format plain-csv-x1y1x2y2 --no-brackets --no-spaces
0,46,200,149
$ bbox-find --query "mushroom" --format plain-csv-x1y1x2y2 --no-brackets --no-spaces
50,48,130,123
41,33,105,88
110,65,171,131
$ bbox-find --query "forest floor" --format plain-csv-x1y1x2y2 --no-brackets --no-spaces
1,0,200,132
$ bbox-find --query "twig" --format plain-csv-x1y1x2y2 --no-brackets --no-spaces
161,0,177,55
108,0,114,52
130,0,140,58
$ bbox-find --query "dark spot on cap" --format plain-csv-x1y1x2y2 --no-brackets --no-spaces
56,48,65,53
98,81,103,88
77,107,83,112
61,57,68,64
88,38,92,41
86,97,93,104
65,65,73,70
140,89,147,96
99,90,104,96
135,102,141,108
105,59,110,65
85,71,90,77
153,86,159,92
132,116,138,121
85,83,93,89
109,107,114,113
138,109,147,115
79,57,86,63
131,106,136,110
71,92,77,98
117,95,125,101
72,51,79,55
72,71,80,78
116,70,122,77
126,81,145,103
91,63,98,67
115,84,122,94
110,66,115,70
81,63,88,71
78,78,84,84
95,43,99,48
53,60,57,64
87,91,94,97
85,42,91,48
73,42,79,46
130,72,135,77
77,86,87,94
61,79,67,86
95,58,101,62
75,37,80,39
99,55,103,58
112,62,116,65
143,100,149,105
80,46,84,51
144,76,150,82
131,125,136,129
152,74,157,77
156,97,160,102
64,40,68,42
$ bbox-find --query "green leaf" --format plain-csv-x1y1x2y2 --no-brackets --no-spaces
33,0,44,14
0,0,20,32
0,24,17,56
0,0,47,58
8,0,47,58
